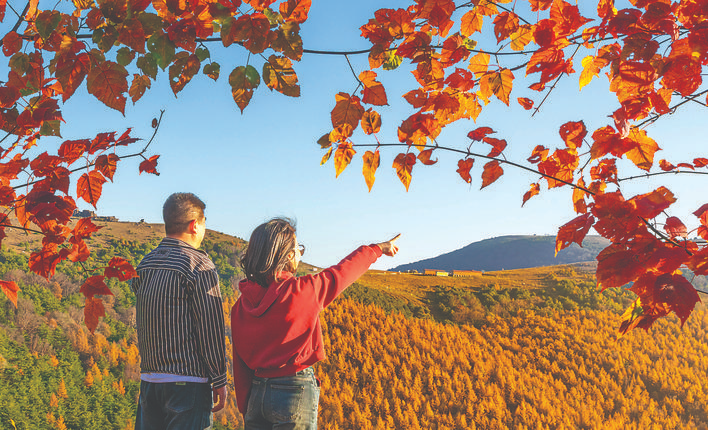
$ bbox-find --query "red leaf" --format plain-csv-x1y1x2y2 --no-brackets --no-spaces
493,11,519,43
555,213,594,255
87,61,128,114
417,149,438,166
2,32,23,57
517,97,534,110
694,158,708,168
362,150,379,192
67,239,90,262
58,139,89,164
482,137,507,158
481,160,503,189
139,155,160,175
95,154,119,181
456,158,474,183
77,170,107,208
29,247,64,279
84,296,106,334
393,153,416,191
522,183,540,206
664,216,687,239
467,126,494,141
81,275,114,298
104,257,137,281
694,203,708,219
687,246,708,276
118,18,146,53
0,280,20,307
659,159,676,171
629,186,676,219
73,217,102,239
559,121,587,149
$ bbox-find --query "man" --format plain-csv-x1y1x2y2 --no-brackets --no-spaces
132,193,227,430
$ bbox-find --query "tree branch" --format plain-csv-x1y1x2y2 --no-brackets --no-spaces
348,142,593,193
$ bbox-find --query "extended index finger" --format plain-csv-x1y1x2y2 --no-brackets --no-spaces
389,233,402,243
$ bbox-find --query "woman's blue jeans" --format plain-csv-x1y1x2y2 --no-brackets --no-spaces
245,367,320,430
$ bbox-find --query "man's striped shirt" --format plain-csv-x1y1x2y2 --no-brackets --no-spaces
131,237,227,388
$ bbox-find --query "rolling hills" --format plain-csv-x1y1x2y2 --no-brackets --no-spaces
391,234,609,272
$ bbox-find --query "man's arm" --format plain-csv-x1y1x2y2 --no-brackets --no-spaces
190,269,228,389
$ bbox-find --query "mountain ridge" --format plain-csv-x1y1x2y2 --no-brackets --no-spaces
392,234,609,272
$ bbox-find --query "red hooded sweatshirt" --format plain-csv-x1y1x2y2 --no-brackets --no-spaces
231,244,383,414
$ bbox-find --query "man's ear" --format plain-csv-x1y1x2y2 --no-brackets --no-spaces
188,219,199,235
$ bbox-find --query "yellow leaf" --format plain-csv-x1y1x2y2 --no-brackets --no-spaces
362,150,380,192
334,143,355,177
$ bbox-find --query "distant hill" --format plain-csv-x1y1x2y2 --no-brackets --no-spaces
392,235,609,272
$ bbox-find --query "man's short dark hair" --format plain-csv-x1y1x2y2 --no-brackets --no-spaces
163,193,206,235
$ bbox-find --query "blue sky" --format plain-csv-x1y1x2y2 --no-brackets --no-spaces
13,0,707,270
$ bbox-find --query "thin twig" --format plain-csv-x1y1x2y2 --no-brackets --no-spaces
349,142,593,193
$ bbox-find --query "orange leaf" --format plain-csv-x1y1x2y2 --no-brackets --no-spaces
329,125,353,143
417,149,438,166
555,213,594,255
139,155,160,175
393,152,416,191
538,149,578,188
624,128,659,171
104,257,137,281
229,65,261,113
280,0,311,23
77,170,107,208
527,145,548,164
456,158,474,183
362,150,380,192
320,147,333,165
480,68,514,106
169,52,200,95
262,55,300,97
0,280,20,307
695,158,708,168
460,10,483,37
467,52,489,77
334,143,355,178
481,160,503,189
331,92,365,130
361,109,381,135
129,74,151,104
359,71,388,106
573,177,588,214
522,183,540,206
84,296,106,334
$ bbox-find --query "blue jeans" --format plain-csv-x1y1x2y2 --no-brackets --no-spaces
135,381,213,430
245,367,320,430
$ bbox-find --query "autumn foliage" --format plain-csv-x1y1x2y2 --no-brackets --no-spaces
1,0,707,334
315,0,708,334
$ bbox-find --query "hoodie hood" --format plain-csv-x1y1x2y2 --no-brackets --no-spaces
237,272,294,317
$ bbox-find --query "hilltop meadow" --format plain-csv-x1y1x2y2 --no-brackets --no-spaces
1,220,707,429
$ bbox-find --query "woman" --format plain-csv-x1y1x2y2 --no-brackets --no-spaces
231,218,400,429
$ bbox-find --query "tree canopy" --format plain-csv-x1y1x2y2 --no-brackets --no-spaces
1,0,707,334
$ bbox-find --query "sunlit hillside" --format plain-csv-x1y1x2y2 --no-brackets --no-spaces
2,221,707,429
